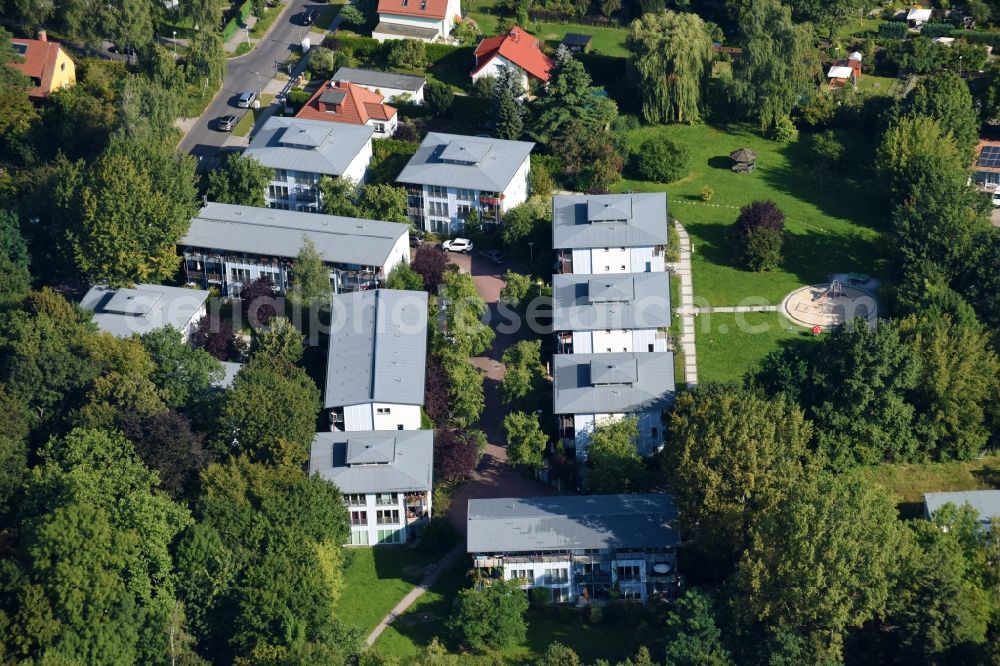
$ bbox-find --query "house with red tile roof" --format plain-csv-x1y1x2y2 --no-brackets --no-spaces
296,80,399,137
472,27,553,93
373,0,462,43
8,31,76,100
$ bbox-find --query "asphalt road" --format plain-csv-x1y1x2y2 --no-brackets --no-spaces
177,0,332,159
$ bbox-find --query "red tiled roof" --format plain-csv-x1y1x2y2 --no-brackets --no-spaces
472,26,553,82
8,37,64,99
377,0,449,20
296,80,398,126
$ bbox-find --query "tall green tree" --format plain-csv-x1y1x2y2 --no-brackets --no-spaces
905,71,981,156
288,236,333,308
384,263,424,291
503,410,548,470
359,183,409,224
493,65,524,140
248,316,306,364
665,384,811,564
139,326,223,408
206,153,271,207
735,471,901,661
531,46,618,144
438,348,486,427
434,272,494,357
186,30,225,91
731,0,817,131
875,114,965,202
586,417,649,493
662,590,734,666
0,28,38,151
218,356,321,464
500,339,545,406
448,578,528,651
626,10,714,123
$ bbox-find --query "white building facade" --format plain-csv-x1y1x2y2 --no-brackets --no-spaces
372,0,461,42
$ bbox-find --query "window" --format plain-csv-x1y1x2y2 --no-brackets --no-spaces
377,529,401,544
350,530,369,545
510,569,531,581
616,565,641,582
268,184,288,201
374,122,385,132
345,493,366,506
648,344,654,352
604,266,610,271
456,188,474,201
377,509,400,524
544,568,569,584
350,510,367,525
376,407,391,415
621,265,626,271
429,201,448,217
375,493,398,506
651,427,658,438
231,267,250,283
427,185,447,198
456,204,471,219
274,169,288,181
551,587,570,603
622,588,642,600
604,248,610,252
397,424,404,430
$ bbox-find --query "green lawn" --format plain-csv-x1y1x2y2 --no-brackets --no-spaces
251,2,284,37
314,0,343,32
335,547,445,635
695,311,819,383
232,93,275,136
862,454,1000,518
613,123,885,307
374,562,641,663
229,41,252,58
466,0,628,56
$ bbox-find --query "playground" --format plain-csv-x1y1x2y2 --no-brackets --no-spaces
781,278,877,330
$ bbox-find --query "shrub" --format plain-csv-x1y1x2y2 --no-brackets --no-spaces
425,79,454,116
729,200,785,271
921,22,957,38
632,137,691,183
417,516,458,554
699,185,714,202
529,162,554,198
879,21,908,39
286,88,310,106
338,3,365,26
769,115,799,142
392,121,418,141
471,75,495,98
388,39,426,69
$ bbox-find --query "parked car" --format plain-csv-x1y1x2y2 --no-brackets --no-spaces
477,248,505,265
217,114,238,131
442,238,474,253
236,90,257,108
301,8,319,24
993,190,1000,208
409,230,425,247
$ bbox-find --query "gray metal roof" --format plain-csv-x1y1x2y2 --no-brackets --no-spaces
552,351,675,415
184,203,408,268
372,21,440,40
325,289,428,408
924,490,1000,525
396,132,534,192
333,67,426,92
244,117,374,176
552,193,669,250
79,284,208,338
467,494,679,553
310,429,433,493
552,272,671,331
213,361,244,389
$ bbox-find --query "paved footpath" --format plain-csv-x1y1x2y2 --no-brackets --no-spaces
668,222,698,387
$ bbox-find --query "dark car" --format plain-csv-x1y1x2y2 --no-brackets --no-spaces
301,8,319,24
217,114,238,131
477,248,505,265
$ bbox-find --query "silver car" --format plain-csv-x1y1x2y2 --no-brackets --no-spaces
236,90,257,108
218,114,238,131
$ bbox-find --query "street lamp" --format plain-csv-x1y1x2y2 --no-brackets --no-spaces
172,30,177,57
251,70,263,99
244,25,251,48
528,241,535,262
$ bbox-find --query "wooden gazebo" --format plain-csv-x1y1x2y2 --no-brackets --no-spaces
730,148,757,173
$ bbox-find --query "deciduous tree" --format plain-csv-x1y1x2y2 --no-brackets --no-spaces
385,262,424,290
288,236,333,308
586,417,649,493
448,578,528,651
633,137,691,183
729,200,785,272
504,410,548,470
120,409,210,499
249,316,305,364
662,590,734,666
434,427,484,482
207,153,270,207
190,315,242,361
140,326,223,407
412,244,449,292
905,71,981,155
500,339,545,406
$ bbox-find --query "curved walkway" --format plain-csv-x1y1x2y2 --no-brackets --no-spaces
668,221,698,387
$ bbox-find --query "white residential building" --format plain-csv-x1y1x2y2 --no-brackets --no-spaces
471,27,553,94
553,193,670,275
181,203,411,296
468,495,680,603
244,117,374,212
332,67,427,105
325,289,428,432
396,132,534,235
311,429,433,545
372,0,461,43
79,283,208,340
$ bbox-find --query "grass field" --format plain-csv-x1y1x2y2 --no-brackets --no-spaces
695,311,819,383
232,93,275,136
374,562,641,663
335,547,445,635
466,0,628,56
613,123,885,307
862,454,1000,518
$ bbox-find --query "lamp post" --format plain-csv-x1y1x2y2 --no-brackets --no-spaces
251,70,262,99
244,25,251,48
172,30,177,57
528,241,535,262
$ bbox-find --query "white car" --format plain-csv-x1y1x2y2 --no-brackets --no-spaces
992,190,1000,208
442,238,474,253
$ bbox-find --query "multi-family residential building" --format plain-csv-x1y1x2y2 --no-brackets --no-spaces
311,429,433,545
924,490,1000,531
8,31,76,100
552,352,675,458
552,272,671,355
972,139,1000,190
332,67,426,105
79,283,208,340
243,117,374,211
396,132,534,234
372,0,461,43
471,26,553,94
295,80,399,138
180,202,410,296
325,289,428,432
467,494,680,603
552,193,669,275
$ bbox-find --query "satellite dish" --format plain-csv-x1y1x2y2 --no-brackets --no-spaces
653,563,671,574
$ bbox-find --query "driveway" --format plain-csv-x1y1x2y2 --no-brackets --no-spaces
444,251,557,533
177,0,334,159
992,206,1000,228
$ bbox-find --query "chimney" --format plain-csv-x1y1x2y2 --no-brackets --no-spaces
37,29,47,42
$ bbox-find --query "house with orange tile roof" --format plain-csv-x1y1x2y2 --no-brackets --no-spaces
373,0,462,43
296,80,399,138
8,31,76,100
472,26,553,94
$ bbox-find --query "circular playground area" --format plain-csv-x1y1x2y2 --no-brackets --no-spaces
782,281,877,330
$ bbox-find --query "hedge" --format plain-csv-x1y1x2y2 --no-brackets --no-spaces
949,29,1000,48
878,21,908,39
222,18,240,41
921,22,957,38
221,0,254,41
